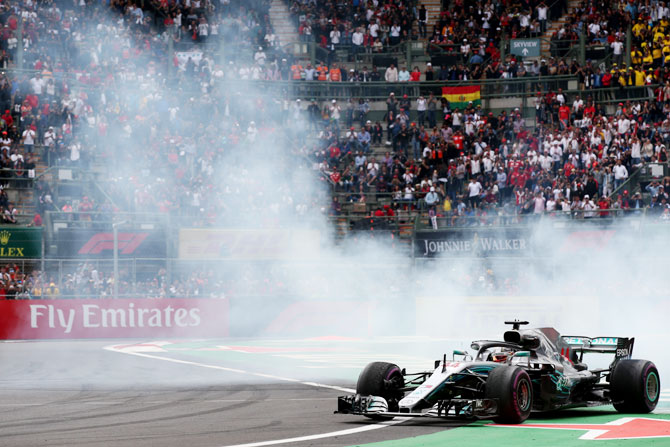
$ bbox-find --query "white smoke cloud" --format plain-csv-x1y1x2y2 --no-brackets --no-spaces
17,4,668,389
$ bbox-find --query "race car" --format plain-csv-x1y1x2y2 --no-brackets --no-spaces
336,321,660,423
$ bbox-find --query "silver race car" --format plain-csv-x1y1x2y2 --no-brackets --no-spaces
337,321,660,423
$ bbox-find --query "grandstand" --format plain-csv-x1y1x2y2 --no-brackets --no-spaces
0,0,667,299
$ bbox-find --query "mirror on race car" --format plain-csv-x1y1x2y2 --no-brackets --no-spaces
453,350,472,361
510,350,532,366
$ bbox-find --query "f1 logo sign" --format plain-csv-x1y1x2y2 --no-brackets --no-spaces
78,233,148,255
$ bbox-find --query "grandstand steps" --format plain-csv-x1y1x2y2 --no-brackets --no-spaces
17,190,35,217
540,0,581,57
270,0,299,47
2,157,50,220
413,0,442,38
334,216,349,238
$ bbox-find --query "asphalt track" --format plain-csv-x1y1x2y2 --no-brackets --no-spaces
0,340,460,447
0,339,668,447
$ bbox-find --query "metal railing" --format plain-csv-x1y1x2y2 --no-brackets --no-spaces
1,64,652,104
181,75,579,102
0,212,35,225
413,207,650,231
331,195,654,230
45,210,169,227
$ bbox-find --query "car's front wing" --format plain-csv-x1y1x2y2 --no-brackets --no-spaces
336,394,499,419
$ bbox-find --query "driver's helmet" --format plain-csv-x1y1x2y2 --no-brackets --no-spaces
491,349,512,363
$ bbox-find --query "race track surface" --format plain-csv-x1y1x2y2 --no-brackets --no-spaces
0,339,668,447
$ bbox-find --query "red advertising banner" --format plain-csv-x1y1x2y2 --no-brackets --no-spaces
0,298,229,340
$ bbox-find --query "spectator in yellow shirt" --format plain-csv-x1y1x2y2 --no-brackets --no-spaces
653,43,663,65
653,29,665,44
443,196,452,213
643,48,654,67
632,21,646,38
631,46,643,65
635,68,645,86
44,282,60,298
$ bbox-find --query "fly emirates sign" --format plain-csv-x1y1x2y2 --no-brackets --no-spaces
30,303,201,333
0,299,229,339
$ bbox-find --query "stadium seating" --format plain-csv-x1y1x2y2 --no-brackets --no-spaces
0,0,667,298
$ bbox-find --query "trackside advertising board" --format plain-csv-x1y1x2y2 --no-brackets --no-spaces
0,227,43,258
55,229,166,258
415,228,531,258
0,298,229,339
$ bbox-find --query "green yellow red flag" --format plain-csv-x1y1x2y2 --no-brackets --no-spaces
442,86,481,109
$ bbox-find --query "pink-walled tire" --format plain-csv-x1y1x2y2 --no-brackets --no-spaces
485,366,533,424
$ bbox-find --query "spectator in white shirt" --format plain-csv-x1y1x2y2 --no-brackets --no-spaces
611,39,624,65
537,2,548,32
352,27,364,55
329,28,341,50
385,64,398,82
467,178,482,208
613,160,628,189
22,128,36,153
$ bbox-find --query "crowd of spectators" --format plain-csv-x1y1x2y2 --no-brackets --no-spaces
0,0,667,228
430,0,563,47
0,0,668,300
0,0,335,227
0,261,406,299
289,0,419,51
0,263,219,299
320,86,670,223
4,254,669,298
544,0,670,90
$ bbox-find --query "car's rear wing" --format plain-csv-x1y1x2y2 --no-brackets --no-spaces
561,336,634,361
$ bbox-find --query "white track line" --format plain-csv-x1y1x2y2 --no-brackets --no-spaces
104,346,355,393
219,418,411,447
105,345,410,446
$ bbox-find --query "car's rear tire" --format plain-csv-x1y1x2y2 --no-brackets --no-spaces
356,361,404,413
485,366,533,424
611,360,660,413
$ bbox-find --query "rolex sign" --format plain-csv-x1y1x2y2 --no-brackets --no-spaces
0,228,43,258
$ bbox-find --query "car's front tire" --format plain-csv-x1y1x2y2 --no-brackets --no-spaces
356,361,404,413
611,359,660,413
485,365,533,424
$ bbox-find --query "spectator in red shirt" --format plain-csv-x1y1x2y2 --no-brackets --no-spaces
1,110,12,129
558,103,571,130
598,196,610,217
453,130,464,151
328,143,341,164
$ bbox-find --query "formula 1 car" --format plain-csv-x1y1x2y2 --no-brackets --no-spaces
336,321,660,423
